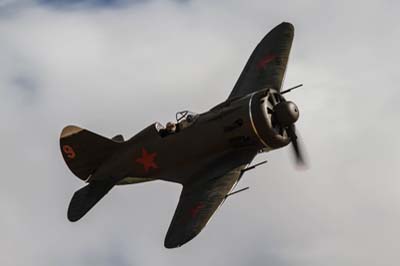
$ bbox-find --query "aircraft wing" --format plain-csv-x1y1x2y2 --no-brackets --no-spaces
228,22,294,99
164,164,249,248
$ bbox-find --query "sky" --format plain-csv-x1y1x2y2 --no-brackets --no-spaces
0,0,400,265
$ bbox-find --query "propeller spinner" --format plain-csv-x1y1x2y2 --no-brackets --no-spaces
273,101,299,127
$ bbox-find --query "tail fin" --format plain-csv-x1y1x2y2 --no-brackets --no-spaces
68,181,115,222
60,125,120,181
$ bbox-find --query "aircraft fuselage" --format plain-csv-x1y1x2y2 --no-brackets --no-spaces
93,89,290,185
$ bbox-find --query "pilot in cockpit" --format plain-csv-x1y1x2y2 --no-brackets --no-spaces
159,121,177,137
166,122,177,134
158,111,197,137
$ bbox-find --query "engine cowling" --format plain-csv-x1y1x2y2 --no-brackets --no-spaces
249,89,295,150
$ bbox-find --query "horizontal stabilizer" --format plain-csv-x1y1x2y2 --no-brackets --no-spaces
68,181,115,222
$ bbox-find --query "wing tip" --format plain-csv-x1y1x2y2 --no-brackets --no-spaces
164,233,181,249
67,212,81,222
280,21,294,28
164,234,197,249
275,21,294,33
164,241,179,249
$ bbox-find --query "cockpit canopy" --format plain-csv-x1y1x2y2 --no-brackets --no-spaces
175,110,199,129
155,110,199,136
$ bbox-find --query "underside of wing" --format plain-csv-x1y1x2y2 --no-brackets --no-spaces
228,22,294,99
164,165,248,248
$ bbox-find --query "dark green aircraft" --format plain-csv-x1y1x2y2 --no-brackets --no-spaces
60,22,305,248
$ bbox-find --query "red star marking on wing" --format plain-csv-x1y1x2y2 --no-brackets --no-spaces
257,54,277,70
136,148,158,173
190,203,205,218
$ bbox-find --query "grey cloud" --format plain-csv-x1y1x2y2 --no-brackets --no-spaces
12,74,39,100
36,0,192,10
36,0,147,9
0,0,190,15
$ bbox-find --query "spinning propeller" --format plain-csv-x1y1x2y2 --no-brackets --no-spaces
273,84,306,167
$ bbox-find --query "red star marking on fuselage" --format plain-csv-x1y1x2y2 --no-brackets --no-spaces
257,54,277,70
136,148,158,173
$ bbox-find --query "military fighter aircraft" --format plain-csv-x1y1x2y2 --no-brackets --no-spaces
60,22,305,248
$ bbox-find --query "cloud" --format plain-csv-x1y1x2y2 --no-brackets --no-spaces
36,0,145,9
0,1,399,266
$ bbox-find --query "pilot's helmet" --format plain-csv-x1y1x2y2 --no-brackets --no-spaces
166,122,176,132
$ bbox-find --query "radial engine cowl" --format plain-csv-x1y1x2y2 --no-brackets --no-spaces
273,101,299,127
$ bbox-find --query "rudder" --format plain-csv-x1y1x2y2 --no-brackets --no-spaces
60,125,120,181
